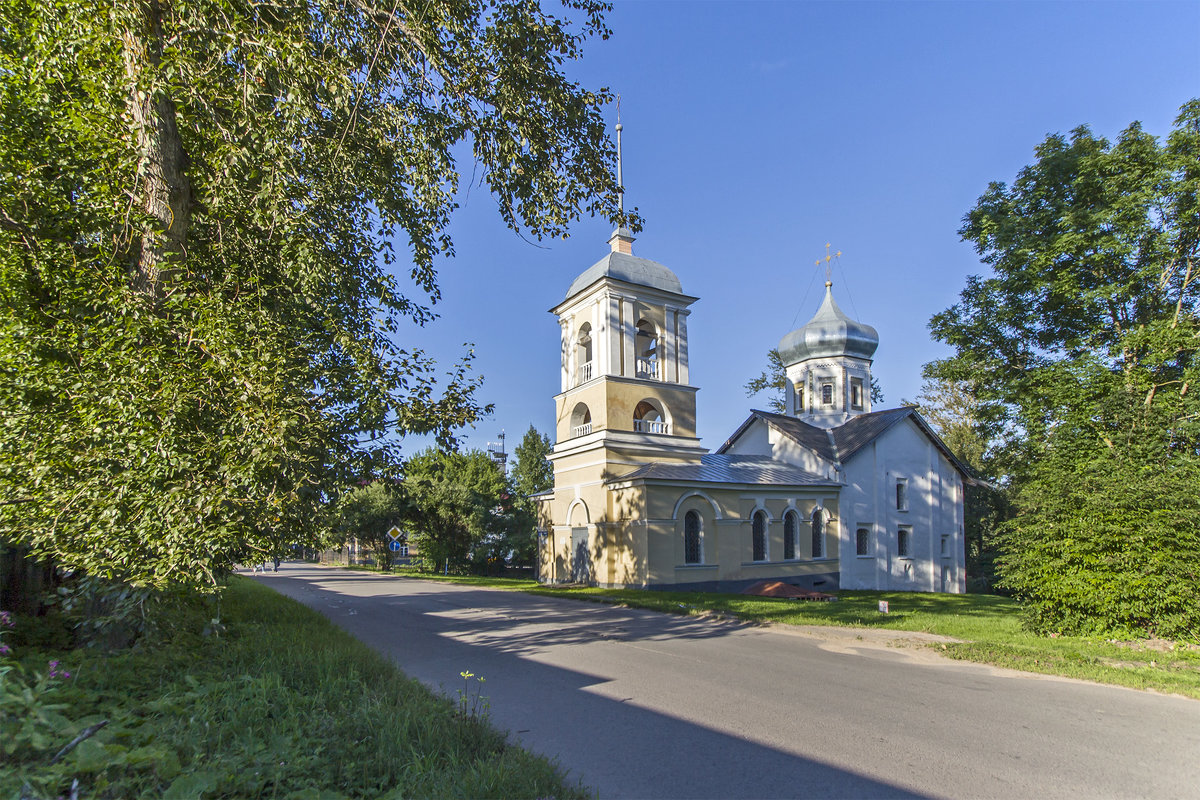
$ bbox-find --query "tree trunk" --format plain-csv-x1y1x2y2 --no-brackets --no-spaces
123,0,191,300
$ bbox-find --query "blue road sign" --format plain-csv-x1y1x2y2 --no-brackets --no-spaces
388,540,403,552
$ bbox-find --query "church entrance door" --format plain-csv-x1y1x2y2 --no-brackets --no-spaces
570,527,591,584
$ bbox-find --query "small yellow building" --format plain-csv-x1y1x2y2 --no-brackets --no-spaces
536,229,970,593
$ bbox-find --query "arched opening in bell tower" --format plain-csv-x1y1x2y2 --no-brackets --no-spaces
570,402,592,437
576,322,593,384
633,398,669,434
635,319,658,380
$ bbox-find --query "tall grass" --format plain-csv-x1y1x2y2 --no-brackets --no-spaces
3,578,588,799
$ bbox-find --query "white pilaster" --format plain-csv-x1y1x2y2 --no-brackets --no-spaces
664,306,679,383
676,310,690,385
597,293,611,376
560,317,571,391
621,298,636,378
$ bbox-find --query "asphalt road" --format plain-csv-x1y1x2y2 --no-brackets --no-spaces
257,564,1200,799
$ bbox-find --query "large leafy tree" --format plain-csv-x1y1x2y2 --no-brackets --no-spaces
403,448,508,573
333,480,410,571
506,425,553,567
0,0,630,590
510,426,553,503
928,101,1200,637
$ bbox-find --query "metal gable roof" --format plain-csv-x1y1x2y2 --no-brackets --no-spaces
718,407,975,482
718,409,838,462
830,407,915,462
612,453,836,487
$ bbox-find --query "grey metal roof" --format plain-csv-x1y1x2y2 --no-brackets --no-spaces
834,407,978,481
778,284,879,365
613,453,836,487
830,407,915,462
718,410,838,461
566,251,683,299
718,407,974,481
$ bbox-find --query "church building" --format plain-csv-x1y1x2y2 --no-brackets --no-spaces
535,227,971,594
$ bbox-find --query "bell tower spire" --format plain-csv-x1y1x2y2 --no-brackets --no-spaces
608,96,635,256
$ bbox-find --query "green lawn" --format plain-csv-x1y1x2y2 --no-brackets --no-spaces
394,570,1200,700
2,577,589,799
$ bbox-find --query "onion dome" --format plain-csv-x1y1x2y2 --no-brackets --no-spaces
778,282,878,365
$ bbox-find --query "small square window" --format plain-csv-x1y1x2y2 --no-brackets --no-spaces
898,528,911,558
856,527,870,556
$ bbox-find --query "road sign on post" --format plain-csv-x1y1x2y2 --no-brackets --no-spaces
388,540,403,552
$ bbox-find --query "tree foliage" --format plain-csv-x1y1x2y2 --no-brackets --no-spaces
928,101,1200,637
506,425,553,566
403,448,510,573
0,0,629,590
333,481,409,571
510,426,554,502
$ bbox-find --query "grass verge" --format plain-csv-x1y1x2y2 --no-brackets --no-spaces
391,571,1200,700
2,577,589,799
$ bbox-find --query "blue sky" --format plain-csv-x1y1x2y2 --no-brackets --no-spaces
403,0,1200,459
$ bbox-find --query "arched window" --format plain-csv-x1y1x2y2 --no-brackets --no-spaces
635,320,659,379
811,508,825,558
752,510,768,562
576,323,593,384
633,399,669,434
783,510,798,560
684,510,702,564
571,403,592,437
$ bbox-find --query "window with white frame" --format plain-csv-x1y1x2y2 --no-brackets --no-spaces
752,510,768,562
895,478,908,511
821,382,834,405
856,527,870,557
783,510,798,560
897,527,911,558
850,377,864,410
684,510,702,564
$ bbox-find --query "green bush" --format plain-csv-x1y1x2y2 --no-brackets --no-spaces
998,447,1200,640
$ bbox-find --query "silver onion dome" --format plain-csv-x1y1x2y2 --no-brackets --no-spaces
778,282,879,365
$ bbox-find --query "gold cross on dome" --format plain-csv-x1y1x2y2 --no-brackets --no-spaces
814,243,842,282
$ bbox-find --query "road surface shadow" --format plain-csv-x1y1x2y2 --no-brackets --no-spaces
258,565,942,800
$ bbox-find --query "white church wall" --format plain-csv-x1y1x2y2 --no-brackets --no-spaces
838,417,965,593
721,420,770,456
